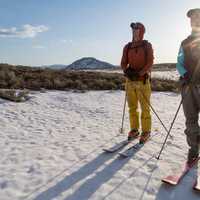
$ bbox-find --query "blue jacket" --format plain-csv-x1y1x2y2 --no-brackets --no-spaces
176,46,187,77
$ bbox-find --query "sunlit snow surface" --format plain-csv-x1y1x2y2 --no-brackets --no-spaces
0,89,199,200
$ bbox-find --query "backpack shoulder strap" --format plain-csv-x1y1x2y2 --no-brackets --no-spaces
142,40,149,65
142,40,152,80
125,42,132,63
126,42,132,50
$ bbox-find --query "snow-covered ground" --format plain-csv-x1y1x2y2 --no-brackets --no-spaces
0,90,199,200
151,70,179,81
85,69,179,81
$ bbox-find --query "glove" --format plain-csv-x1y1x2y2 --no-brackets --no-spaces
123,67,139,80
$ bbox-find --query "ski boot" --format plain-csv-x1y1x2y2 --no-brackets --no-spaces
187,148,199,167
128,129,139,141
139,131,150,144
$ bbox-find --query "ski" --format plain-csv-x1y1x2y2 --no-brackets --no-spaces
118,142,144,158
103,140,130,153
162,157,200,186
118,135,153,158
193,176,200,191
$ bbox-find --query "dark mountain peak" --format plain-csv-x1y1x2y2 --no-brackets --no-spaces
66,57,117,70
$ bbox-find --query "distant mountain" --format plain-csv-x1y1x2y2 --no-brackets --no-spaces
40,61,176,71
66,57,118,70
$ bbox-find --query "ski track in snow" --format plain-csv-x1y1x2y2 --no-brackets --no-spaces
0,90,199,200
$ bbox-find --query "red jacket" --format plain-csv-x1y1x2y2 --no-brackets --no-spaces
121,41,154,74
121,25,154,74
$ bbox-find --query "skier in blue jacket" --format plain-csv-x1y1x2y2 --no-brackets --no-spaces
176,8,200,165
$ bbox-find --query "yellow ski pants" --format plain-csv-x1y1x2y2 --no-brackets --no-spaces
126,79,151,132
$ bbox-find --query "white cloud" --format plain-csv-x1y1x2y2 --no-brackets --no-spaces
0,24,49,38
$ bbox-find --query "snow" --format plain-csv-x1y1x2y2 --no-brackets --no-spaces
85,69,179,81
151,70,179,81
0,90,199,200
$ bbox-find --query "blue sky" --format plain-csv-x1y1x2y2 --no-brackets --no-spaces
0,0,199,66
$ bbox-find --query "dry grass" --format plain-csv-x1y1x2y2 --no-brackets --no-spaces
0,63,179,92
0,89,30,102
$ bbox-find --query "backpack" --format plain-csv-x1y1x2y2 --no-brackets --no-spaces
126,40,151,83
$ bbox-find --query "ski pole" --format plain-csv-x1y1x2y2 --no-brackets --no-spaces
139,89,173,139
119,79,128,134
156,98,183,160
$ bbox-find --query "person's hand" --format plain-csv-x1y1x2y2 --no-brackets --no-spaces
123,67,132,77
123,67,127,74
123,67,139,80
123,68,128,77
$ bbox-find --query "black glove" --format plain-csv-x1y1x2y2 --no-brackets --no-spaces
123,67,139,80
